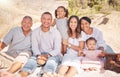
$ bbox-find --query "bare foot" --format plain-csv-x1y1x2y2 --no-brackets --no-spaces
0,71,14,77
83,68,89,72
42,72,53,77
53,74,59,77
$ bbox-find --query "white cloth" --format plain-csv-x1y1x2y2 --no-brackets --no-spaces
14,52,30,64
62,37,84,73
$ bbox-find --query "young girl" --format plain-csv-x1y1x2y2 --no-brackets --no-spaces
56,15,85,77
79,37,105,72
52,6,69,54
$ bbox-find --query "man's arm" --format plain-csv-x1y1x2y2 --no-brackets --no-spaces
32,29,41,56
0,28,14,51
0,28,15,52
97,30,106,51
49,30,62,56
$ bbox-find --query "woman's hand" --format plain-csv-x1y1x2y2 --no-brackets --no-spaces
78,50,85,57
0,41,2,51
62,39,69,45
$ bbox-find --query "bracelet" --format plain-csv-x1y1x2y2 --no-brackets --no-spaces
68,44,71,48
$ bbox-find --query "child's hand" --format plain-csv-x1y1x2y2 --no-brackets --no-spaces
62,39,68,45
98,54,104,58
78,50,85,57
98,51,106,58
98,47,104,52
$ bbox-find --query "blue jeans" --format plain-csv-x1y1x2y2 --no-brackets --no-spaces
105,45,114,53
21,55,61,74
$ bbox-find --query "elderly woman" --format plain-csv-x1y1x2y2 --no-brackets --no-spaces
79,16,113,54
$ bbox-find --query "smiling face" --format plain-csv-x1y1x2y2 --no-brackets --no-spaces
68,15,80,38
41,13,52,28
56,7,66,18
69,17,78,31
80,19,90,33
21,17,32,32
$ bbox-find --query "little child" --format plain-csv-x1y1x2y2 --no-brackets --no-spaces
52,6,69,55
79,37,105,72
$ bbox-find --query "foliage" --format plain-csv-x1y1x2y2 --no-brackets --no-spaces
67,0,120,17
94,5,102,12
67,0,82,17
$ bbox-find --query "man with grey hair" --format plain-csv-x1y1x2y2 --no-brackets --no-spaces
0,16,33,76
20,12,62,77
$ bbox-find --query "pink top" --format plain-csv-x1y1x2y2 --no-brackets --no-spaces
83,50,102,61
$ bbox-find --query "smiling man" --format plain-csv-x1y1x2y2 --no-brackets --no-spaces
0,16,33,76
20,12,62,77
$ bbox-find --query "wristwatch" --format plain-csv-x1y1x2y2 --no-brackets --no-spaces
68,44,71,47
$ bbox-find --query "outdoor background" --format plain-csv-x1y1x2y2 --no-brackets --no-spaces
0,0,120,53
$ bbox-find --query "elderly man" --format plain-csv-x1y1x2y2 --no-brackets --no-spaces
0,16,33,76
20,12,62,77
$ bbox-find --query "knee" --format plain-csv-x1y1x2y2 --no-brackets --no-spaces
12,62,23,70
46,59,58,67
13,62,23,66
19,71,29,77
28,57,36,62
